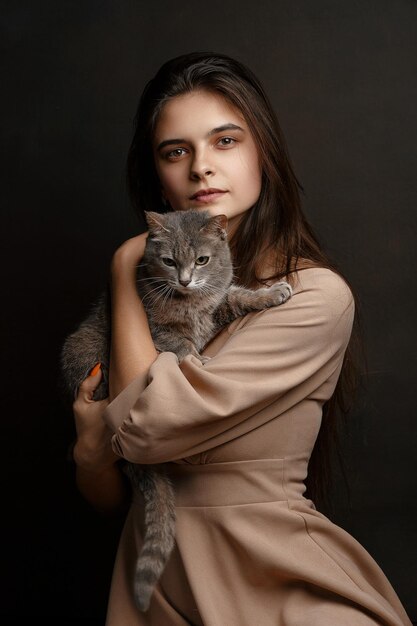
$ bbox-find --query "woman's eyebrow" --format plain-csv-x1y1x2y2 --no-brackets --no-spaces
156,123,245,151
208,123,245,136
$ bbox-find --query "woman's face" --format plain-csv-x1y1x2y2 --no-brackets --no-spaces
152,90,262,232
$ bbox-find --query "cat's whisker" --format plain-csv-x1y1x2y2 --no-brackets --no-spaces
197,283,216,296
157,286,171,312
141,285,167,298
196,283,214,295
146,283,170,300
164,285,175,309
141,283,168,299
141,285,170,307
199,283,224,297
156,285,171,303
146,287,171,313
162,287,175,306
196,284,223,304
136,276,165,283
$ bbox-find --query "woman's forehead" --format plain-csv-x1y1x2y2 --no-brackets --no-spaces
153,90,248,144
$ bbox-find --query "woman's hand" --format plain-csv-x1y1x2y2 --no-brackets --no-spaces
111,231,149,277
72,364,120,472
72,365,130,514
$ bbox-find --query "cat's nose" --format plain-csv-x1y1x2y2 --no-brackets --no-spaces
179,279,191,287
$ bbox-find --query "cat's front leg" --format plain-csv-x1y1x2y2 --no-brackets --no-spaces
214,281,292,328
154,331,208,364
170,339,210,364
253,281,293,307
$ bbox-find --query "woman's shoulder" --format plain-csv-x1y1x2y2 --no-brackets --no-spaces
229,263,354,350
288,264,355,321
261,252,353,302
231,264,354,340
292,263,352,293
291,261,349,283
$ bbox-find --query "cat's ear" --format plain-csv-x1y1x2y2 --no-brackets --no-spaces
144,211,170,238
199,214,228,240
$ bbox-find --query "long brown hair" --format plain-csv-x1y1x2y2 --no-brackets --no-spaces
126,51,364,512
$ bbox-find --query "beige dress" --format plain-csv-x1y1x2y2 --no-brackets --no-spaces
102,267,412,626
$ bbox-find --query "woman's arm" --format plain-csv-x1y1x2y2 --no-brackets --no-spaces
108,232,158,402
72,367,129,514
72,232,156,511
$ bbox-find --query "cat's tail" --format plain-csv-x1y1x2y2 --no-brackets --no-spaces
132,465,176,613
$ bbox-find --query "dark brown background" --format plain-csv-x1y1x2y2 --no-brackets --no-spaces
1,1,416,623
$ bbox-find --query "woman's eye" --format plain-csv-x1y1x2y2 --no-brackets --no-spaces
166,148,187,159
217,137,236,147
195,256,210,266
162,257,176,267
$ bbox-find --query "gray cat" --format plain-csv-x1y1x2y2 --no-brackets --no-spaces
61,209,292,612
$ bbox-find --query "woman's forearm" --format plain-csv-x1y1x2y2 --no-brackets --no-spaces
75,462,129,515
72,367,128,513
109,257,158,402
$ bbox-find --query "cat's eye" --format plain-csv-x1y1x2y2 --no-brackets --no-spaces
195,256,210,266
162,257,176,267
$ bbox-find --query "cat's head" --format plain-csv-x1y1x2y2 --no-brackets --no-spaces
142,209,233,296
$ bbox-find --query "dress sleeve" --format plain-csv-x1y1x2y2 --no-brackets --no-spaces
102,268,355,464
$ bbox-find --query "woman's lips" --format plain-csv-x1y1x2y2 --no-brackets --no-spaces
192,191,227,204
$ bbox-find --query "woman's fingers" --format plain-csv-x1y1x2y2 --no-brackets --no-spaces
111,231,148,274
75,363,104,405
72,363,113,472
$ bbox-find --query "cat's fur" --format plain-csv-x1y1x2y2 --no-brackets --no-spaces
61,209,292,612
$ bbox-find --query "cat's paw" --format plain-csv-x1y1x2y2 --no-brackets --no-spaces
194,354,211,365
262,281,293,306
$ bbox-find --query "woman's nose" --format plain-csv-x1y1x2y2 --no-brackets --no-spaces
189,150,215,180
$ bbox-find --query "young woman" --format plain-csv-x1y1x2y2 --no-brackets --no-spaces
72,53,412,625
